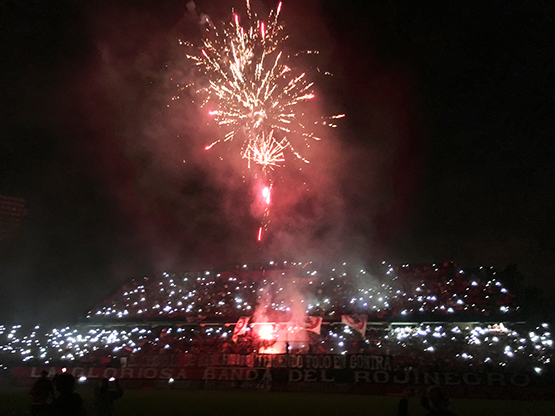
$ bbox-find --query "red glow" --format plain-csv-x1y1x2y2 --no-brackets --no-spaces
255,323,274,340
257,226,263,241
259,344,283,354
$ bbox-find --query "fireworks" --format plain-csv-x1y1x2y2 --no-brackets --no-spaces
244,130,286,170
257,185,271,241
183,0,343,170
180,1,344,241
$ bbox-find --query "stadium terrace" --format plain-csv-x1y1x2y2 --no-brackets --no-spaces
1,262,553,398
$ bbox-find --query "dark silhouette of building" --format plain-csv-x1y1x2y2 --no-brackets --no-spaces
0,194,27,243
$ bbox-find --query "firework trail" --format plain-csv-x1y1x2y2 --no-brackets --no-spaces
257,183,272,242
181,0,343,240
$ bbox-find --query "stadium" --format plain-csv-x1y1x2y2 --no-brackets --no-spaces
1,0,555,414
3,260,554,409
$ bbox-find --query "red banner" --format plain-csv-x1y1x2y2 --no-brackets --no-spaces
232,316,250,342
304,316,323,334
341,314,367,335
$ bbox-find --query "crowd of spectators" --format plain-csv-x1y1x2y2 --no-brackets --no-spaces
1,262,551,378
1,321,552,376
87,261,518,322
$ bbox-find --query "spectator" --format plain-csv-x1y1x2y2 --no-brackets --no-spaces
94,378,124,416
398,386,456,416
51,373,85,416
30,370,54,416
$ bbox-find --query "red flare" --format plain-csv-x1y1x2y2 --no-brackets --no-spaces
256,323,274,340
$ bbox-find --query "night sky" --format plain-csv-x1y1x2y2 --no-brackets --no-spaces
0,0,554,324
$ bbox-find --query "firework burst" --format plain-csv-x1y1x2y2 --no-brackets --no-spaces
179,1,343,241
182,0,343,170
244,130,286,170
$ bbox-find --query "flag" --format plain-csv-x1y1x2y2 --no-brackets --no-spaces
341,314,367,336
232,316,250,342
304,316,323,334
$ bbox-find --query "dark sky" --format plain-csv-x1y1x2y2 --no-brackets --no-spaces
0,0,554,323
